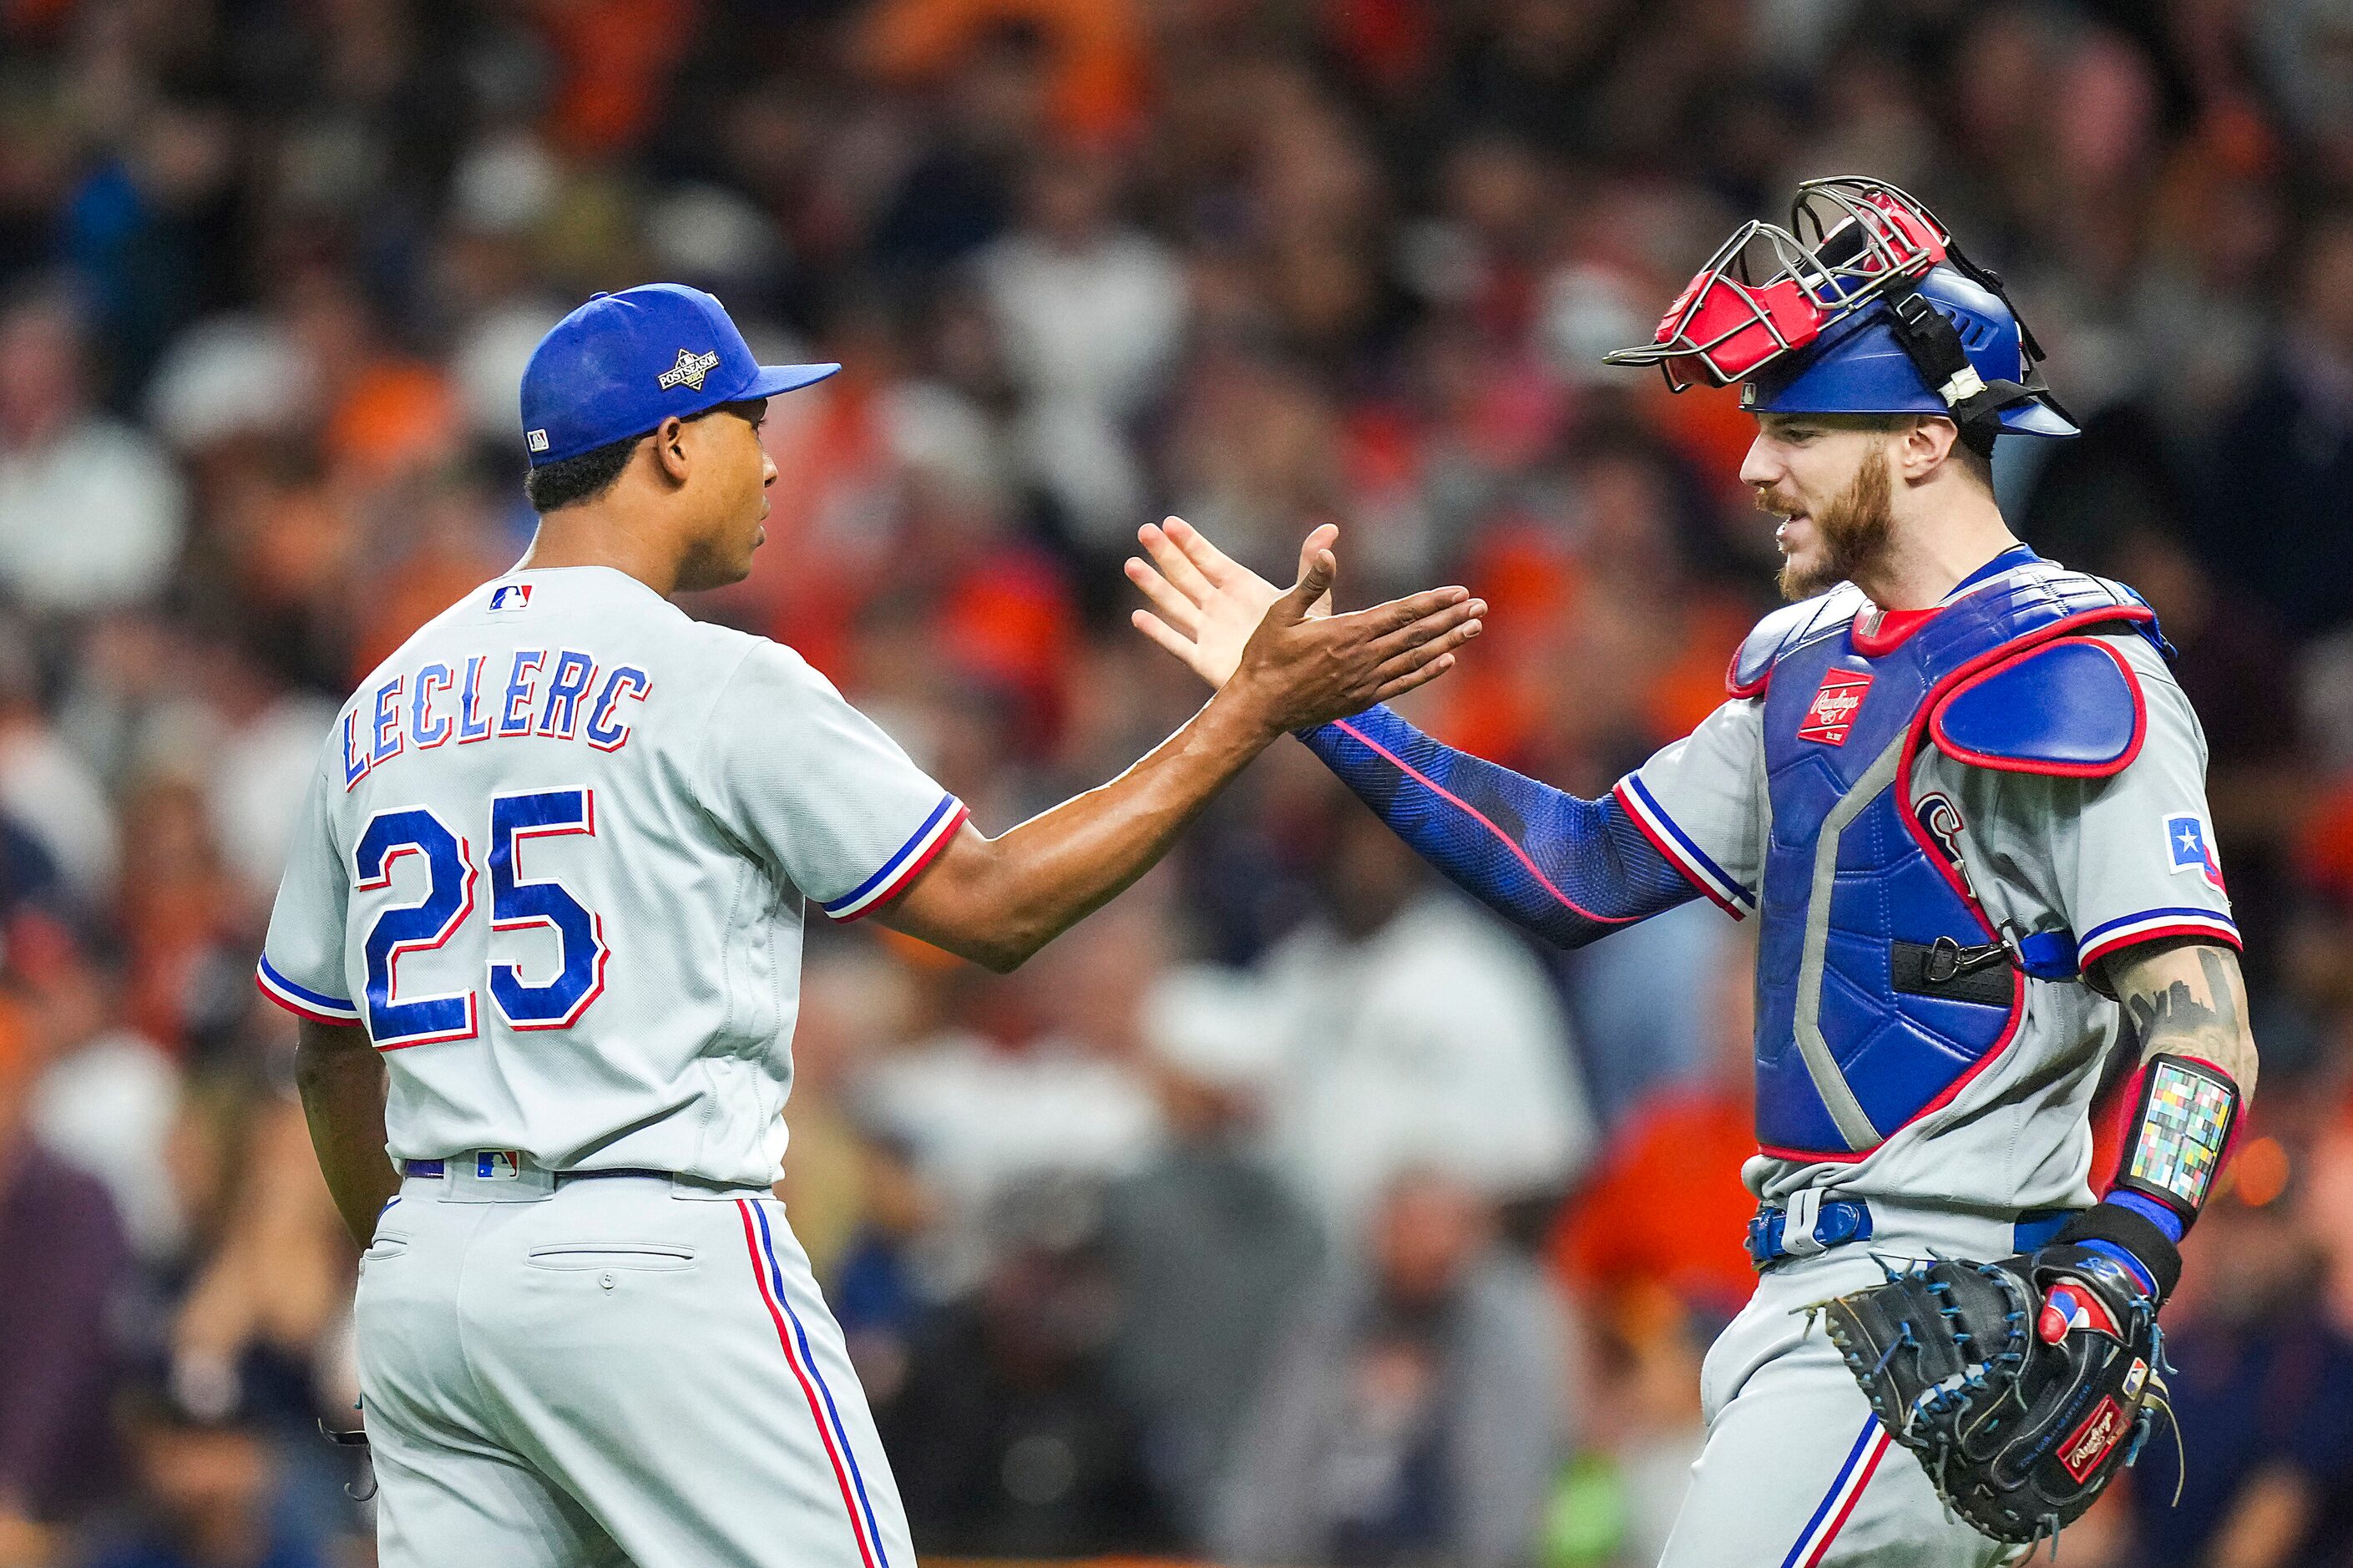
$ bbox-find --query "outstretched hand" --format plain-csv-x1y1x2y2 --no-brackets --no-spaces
1127,517,1329,689
1140,521,1481,736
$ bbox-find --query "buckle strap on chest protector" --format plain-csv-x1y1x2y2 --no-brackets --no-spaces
2011,927,2079,979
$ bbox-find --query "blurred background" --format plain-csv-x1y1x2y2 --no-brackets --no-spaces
4,0,2353,1564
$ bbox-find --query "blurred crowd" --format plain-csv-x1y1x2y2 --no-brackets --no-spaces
10,0,2353,1564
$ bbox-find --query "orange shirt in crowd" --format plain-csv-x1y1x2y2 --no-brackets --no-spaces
861,0,1149,145
1551,1087,1758,1323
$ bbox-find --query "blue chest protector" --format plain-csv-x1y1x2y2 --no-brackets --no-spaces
1737,559,2167,1160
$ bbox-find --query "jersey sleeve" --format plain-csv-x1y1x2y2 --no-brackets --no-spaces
2061,645,2240,979
1295,700,1757,950
256,759,360,1024
1612,695,1767,915
696,641,967,921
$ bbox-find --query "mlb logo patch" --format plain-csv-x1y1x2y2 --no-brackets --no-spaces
475,1151,525,1181
488,584,533,612
1798,670,1874,746
2165,813,2224,889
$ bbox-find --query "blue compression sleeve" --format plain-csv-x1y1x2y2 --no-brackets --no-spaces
1297,706,1707,948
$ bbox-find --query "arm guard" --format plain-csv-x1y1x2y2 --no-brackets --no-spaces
1296,706,1699,948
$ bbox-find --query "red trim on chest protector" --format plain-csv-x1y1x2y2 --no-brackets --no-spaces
1928,637,2147,778
1849,604,1940,655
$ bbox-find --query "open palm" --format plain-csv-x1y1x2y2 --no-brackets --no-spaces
1126,517,1337,689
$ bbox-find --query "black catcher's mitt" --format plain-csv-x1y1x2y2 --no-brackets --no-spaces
1821,1244,2170,1547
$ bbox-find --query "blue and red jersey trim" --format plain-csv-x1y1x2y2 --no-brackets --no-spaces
736,1199,893,1568
1780,1416,1892,1568
255,954,362,1025
821,795,969,922
2075,907,2241,975
1612,775,1755,918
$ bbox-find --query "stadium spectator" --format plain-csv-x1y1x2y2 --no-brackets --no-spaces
876,1175,1173,1557
78,1368,331,1568
1253,784,1594,1241
0,288,185,615
0,982,128,1544
1101,965,1324,1533
1213,1169,1570,1568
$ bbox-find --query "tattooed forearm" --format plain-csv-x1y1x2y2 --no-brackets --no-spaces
2109,941,2258,1103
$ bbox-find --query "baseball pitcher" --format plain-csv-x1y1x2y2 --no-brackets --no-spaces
1128,180,2255,1564
256,283,1482,1566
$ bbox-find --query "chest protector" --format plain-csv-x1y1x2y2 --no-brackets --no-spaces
1732,560,2166,1161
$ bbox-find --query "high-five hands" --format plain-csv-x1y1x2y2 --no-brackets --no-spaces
1126,516,1481,732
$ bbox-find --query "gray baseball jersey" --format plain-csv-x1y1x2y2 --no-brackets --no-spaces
1626,622,2236,1216
256,564,966,1186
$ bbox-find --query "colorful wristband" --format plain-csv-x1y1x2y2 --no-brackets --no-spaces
2110,1054,2239,1231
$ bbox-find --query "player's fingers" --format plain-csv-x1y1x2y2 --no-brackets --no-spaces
1372,652,1457,704
1276,548,1337,623
1362,599,1485,663
1288,523,1341,594
1139,520,1217,605
1343,585,1473,640
1369,615,1482,682
1166,515,1247,588
1124,557,1203,637
1131,608,1200,664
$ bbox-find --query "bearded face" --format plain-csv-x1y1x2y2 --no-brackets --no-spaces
1741,413,1904,602
1769,443,1895,599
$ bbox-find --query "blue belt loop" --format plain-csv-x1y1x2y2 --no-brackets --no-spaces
1745,1197,1875,1268
404,1159,447,1177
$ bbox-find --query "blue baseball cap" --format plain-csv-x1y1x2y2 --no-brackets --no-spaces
519,283,840,467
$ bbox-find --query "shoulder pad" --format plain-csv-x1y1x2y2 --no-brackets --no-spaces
1726,585,1867,698
1929,636,2145,776
1987,560,2176,664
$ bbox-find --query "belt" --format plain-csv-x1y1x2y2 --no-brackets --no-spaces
1746,1191,1874,1268
1746,1196,2079,1269
403,1158,672,1181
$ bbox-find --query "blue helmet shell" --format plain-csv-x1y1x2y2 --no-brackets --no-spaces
1740,265,2078,437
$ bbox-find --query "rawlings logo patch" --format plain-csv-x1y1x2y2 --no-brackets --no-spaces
1798,671,1873,746
2060,1396,2127,1483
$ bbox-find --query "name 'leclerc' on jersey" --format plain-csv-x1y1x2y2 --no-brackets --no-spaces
342,647,654,788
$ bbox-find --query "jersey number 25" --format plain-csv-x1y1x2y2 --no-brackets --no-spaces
355,789,608,1046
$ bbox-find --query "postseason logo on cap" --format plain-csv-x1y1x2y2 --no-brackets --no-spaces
519,284,842,467
657,348,721,392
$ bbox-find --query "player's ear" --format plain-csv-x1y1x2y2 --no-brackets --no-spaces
1898,416,1958,483
651,416,691,486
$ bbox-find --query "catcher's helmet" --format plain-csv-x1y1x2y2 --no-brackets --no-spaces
1605,177,2077,440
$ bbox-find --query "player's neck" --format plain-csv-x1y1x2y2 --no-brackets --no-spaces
515,506,687,599
1853,485,2018,613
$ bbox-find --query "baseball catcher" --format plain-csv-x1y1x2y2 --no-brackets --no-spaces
1126,179,2253,1563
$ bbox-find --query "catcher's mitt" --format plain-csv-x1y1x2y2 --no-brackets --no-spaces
1821,1244,2169,1548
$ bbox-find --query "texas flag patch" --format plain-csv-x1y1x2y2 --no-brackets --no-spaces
1798,670,1873,746
2166,813,2225,890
